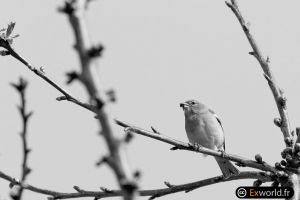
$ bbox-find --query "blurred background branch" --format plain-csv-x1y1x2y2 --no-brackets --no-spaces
10,77,33,200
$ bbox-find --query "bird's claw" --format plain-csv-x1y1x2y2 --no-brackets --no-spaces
218,149,226,158
188,142,203,151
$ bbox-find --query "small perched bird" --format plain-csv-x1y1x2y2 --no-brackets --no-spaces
180,99,239,179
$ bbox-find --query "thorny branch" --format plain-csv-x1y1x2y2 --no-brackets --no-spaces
59,1,137,199
10,78,33,200
0,170,272,199
225,0,293,147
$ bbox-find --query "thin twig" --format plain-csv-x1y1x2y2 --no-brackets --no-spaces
0,39,93,116
59,1,137,199
0,170,272,199
225,0,293,147
10,78,33,200
115,119,285,175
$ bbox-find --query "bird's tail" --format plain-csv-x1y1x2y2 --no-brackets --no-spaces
215,157,239,179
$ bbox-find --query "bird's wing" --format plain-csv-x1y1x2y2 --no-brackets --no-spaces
208,109,225,150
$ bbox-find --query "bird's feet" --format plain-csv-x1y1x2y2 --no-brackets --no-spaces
218,149,227,158
188,142,203,151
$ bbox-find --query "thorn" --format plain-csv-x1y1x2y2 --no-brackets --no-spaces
255,154,263,164
25,111,34,120
39,66,45,74
73,186,83,193
151,126,160,134
25,148,32,154
164,181,174,188
249,51,255,56
95,156,108,167
170,146,179,151
58,1,75,15
273,118,282,127
185,188,194,193
66,71,80,85
56,96,68,101
87,44,104,58
25,167,32,175
225,1,232,8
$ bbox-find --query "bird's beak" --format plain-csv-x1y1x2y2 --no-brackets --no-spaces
180,102,188,110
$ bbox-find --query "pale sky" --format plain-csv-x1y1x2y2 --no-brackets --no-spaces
0,1,300,200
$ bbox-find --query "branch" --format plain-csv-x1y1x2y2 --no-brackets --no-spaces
0,170,272,199
0,28,93,115
115,119,289,176
59,1,137,199
10,78,33,200
225,0,293,147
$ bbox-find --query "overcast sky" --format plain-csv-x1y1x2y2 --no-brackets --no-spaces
1,0,300,200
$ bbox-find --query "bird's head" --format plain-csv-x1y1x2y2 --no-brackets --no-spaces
180,99,207,116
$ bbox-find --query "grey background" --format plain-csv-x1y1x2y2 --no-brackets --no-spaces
0,0,300,199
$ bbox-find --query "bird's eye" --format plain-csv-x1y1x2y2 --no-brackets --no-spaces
191,101,195,105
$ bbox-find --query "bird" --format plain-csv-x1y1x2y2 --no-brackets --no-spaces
180,99,239,179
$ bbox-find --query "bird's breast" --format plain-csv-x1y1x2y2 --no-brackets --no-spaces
185,116,212,148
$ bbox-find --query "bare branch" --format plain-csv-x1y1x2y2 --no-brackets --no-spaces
115,119,286,175
59,0,137,199
0,36,93,116
0,170,272,199
225,0,293,146
10,78,33,200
